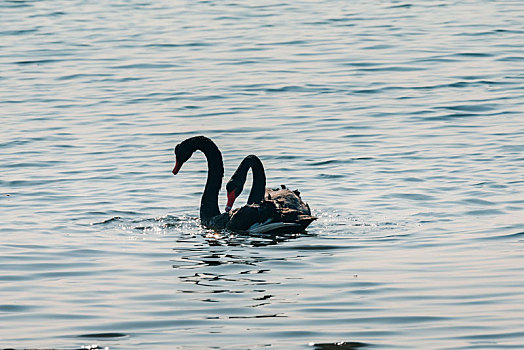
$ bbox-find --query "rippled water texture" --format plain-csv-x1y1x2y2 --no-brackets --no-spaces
1,0,523,349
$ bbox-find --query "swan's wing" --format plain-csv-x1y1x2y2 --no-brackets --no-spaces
246,221,300,234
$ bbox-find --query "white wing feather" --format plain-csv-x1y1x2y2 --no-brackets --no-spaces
247,220,300,234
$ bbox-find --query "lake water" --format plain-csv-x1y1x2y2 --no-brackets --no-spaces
1,0,523,349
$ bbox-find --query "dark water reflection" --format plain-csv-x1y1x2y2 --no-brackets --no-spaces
310,342,369,350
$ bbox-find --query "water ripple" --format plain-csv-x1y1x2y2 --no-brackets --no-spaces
1,0,523,349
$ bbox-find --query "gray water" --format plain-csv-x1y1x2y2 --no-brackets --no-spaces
1,0,523,349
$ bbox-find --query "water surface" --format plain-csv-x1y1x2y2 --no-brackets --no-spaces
1,0,523,349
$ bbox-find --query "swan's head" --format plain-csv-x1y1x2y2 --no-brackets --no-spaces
225,177,244,212
172,142,192,175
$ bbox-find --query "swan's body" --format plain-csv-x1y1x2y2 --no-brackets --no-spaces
172,136,316,233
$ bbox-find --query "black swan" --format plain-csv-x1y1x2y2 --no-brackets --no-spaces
172,136,316,233
225,154,316,232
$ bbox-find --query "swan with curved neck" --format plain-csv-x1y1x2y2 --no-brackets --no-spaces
225,155,315,225
172,136,227,228
224,153,316,235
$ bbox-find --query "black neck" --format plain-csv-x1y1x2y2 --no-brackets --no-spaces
233,155,266,204
185,137,224,221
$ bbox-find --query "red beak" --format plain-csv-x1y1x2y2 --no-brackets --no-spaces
225,189,236,212
172,160,182,175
